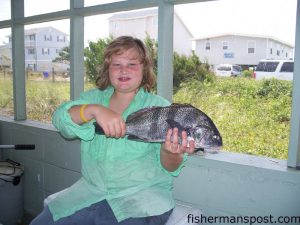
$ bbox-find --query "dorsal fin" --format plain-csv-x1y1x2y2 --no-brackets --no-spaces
126,106,163,122
171,103,197,109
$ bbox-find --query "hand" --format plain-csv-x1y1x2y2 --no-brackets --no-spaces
162,128,195,155
93,105,126,138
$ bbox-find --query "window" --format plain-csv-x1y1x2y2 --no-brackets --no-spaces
270,48,273,54
205,42,210,50
85,0,126,7
57,35,65,42
28,48,35,55
280,62,294,72
44,35,52,41
25,21,70,123
256,61,279,72
0,0,11,20
1,0,299,165
42,48,50,55
222,41,228,50
247,41,255,54
29,34,35,41
24,0,69,17
0,27,13,117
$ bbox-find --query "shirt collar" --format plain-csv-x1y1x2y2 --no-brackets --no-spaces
102,86,147,116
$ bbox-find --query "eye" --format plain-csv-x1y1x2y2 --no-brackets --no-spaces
112,63,121,68
128,63,139,68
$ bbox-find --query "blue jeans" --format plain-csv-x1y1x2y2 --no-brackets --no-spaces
29,200,173,225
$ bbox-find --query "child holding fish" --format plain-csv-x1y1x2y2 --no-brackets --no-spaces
30,36,196,225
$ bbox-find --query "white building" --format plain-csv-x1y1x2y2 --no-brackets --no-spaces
108,9,193,56
193,33,294,69
1,26,69,72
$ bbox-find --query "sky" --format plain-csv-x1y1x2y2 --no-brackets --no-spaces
0,0,297,46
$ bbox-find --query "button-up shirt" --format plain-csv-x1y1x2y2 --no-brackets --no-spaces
49,87,186,222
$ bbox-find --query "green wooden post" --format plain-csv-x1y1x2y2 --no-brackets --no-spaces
157,1,174,102
70,0,85,100
11,0,26,120
288,0,300,168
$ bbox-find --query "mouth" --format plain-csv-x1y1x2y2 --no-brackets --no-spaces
195,146,222,155
205,146,222,152
118,76,131,82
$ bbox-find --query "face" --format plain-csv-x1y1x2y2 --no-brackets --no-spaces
109,48,143,94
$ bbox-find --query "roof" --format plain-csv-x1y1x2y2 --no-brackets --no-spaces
108,8,193,37
193,33,294,48
24,26,69,36
108,8,158,21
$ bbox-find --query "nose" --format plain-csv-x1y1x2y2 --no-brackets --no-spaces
120,65,128,74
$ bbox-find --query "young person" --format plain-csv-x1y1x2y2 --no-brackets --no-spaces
30,36,195,225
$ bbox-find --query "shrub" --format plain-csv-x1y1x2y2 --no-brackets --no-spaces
242,70,253,78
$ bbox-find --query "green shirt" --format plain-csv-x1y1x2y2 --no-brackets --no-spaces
49,87,187,222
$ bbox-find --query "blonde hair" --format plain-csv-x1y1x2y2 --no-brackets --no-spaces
96,36,156,92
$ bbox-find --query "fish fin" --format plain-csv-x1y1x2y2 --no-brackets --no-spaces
166,119,185,130
195,147,204,152
94,122,105,135
171,102,200,110
126,106,163,122
127,135,144,141
166,119,193,136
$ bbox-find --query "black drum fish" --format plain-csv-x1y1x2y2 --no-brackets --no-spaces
94,103,222,151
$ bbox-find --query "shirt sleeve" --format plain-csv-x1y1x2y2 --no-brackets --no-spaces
52,92,96,141
156,147,188,177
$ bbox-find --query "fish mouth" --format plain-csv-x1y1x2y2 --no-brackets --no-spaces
195,146,222,154
204,146,222,153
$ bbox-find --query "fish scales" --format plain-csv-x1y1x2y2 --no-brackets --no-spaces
94,103,223,150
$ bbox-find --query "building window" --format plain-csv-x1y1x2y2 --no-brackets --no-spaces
114,22,118,30
42,48,50,55
44,34,52,41
277,50,280,56
247,41,255,54
57,35,65,42
270,48,273,54
222,41,228,50
205,42,210,50
29,34,35,40
28,48,35,55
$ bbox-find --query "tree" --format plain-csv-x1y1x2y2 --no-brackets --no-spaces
144,34,158,76
84,36,113,82
83,36,214,88
52,46,70,63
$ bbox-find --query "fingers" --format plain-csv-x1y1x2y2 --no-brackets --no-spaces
164,128,195,154
98,118,126,138
104,120,126,138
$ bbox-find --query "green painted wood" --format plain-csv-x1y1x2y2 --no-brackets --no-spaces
157,1,174,102
288,0,300,168
11,0,26,120
70,0,85,100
